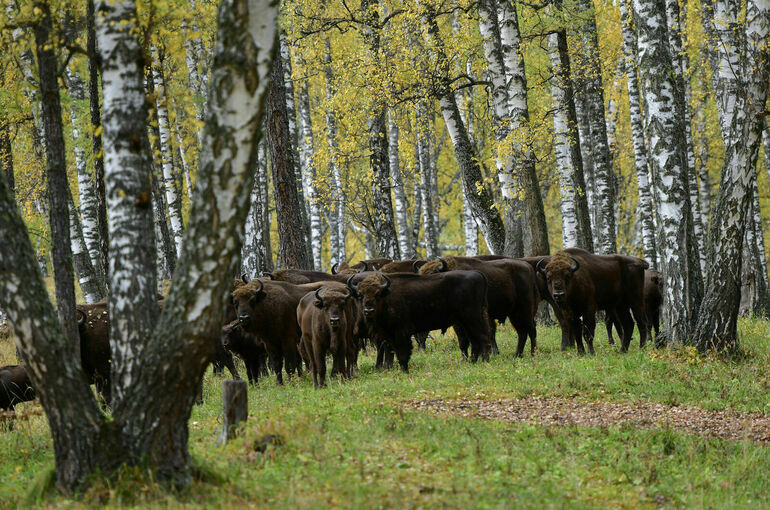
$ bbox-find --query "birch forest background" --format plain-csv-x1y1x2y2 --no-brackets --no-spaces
0,0,769,505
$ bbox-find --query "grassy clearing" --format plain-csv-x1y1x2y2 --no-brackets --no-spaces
1,319,769,508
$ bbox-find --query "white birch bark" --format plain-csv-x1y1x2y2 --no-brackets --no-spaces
634,0,703,343
696,101,712,228
68,193,103,304
171,101,193,197
242,141,273,277
620,0,658,265
152,48,184,258
388,110,413,258
66,66,107,283
416,101,440,258
296,56,323,270
547,33,579,248
323,38,346,264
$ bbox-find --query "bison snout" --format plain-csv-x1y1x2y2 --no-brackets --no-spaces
329,316,341,327
363,308,375,317
222,336,231,348
238,314,250,325
552,291,566,301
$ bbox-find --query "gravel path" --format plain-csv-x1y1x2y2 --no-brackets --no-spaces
406,396,770,443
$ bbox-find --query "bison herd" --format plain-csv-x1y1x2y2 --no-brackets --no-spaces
1,247,663,418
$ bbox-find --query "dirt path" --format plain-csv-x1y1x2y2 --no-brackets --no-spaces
406,396,770,443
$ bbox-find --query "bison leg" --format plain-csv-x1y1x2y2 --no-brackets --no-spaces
605,309,621,346
571,318,586,355
454,326,471,360
618,308,635,353
313,341,327,388
413,331,428,351
582,315,597,355
488,320,500,356
270,351,284,386
630,304,649,350
394,337,412,373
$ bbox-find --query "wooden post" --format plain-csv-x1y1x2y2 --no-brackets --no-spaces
216,379,248,445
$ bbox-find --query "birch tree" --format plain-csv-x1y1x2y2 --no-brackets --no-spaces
152,48,185,257
243,140,273,277
323,37,346,265
388,110,414,258
68,192,104,303
574,0,617,253
634,0,704,344
692,0,769,351
620,0,657,265
0,0,278,491
416,99,440,258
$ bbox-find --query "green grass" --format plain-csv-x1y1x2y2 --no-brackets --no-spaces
1,319,769,508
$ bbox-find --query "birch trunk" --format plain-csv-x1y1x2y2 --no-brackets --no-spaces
574,89,598,243
183,0,208,144
635,0,704,344
388,110,414,258
87,0,109,278
152,49,185,258
0,117,12,193
496,0,549,256
296,56,323,270
693,0,769,350
68,192,104,303
151,163,176,279
665,0,706,271
620,0,657,265
696,100,712,229
575,0,617,253
33,0,78,346
416,101,440,258
323,38,346,264
243,140,273,277
411,175,422,250
268,39,312,269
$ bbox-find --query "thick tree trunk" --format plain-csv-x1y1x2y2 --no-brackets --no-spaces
574,0,617,253
323,38,346,265
87,0,109,281
620,0,657,265
634,0,704,345
296,57,323,270
152,49,185,258
268,40,311,270
740,181,770,317
34,0,78,346
692,0,768,351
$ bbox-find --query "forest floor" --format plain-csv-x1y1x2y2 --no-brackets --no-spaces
1,318,769,509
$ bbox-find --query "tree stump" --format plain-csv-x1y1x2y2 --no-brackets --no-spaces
216,379,248,445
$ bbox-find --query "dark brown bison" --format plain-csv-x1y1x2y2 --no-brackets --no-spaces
221,319,268,384
380,259,427,273
537,248,648,354
351,258,393,271
348,271,491,372
420,256,538,358
297,284,358,388
231,279,325,384
265,268,352,285
607,269,662,344
0,365,36,413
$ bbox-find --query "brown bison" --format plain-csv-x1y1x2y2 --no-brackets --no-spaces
231,278,326,384
351,258,393,271
331,261,360,275
0,365,36,413
221,319,268,384
380,259,427,273
297,284,358,388
420,256,538,358
266,268,353,285
607,269,662,345
537,248,648,354
348,271,491,372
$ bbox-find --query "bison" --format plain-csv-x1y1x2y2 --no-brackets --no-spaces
231,278,327,384
0,365,35,413
420,256,538,358
380,259,427,273
607,269,662,345
297,284,358,388
265,268,353,285
538,248,648,354
351,258,393,271
221,319,268,384
348,271,491,372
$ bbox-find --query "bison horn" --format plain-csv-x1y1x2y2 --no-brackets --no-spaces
379,272,391,291
412,260,422,273
569,256,580,273
346,274,359,296
331,262,339,274
254,278,264,296
314,288,324,308
241,273,250,284
76,308,86,326
438,257,448,272
361,260,370,272
536,257,548,276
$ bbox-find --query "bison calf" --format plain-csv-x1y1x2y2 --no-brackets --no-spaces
297,284,357,388
221,320,268,384
0,365,36,422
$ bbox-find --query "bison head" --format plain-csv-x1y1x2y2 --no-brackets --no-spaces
348,272,390,319
231,279,266,326
538,253,580,303
314,287,352,330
